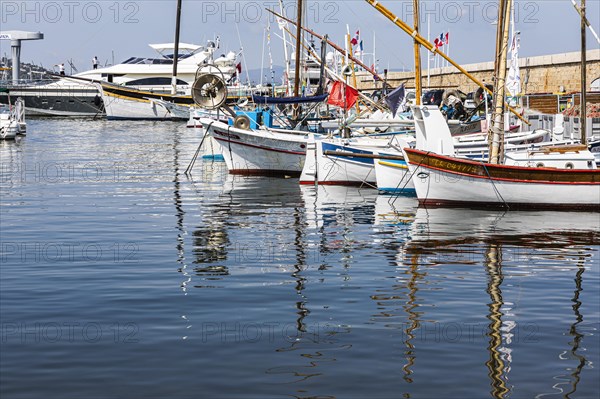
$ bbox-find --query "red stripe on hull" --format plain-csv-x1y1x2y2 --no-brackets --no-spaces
404,148,600,184
213,137,306,155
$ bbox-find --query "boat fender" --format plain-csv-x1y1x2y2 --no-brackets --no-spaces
234,115,251,130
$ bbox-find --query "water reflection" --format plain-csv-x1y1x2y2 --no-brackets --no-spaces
484,243,511,398
402,206,598,399
0,139,24,194
564,258,586,398
173,171,598,397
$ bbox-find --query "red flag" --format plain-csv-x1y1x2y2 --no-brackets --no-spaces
327,81,359,110
350,30,360,46
445,32,449,45
236,62,242,73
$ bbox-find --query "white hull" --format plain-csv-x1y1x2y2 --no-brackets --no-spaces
372,150,415,194
24,106,99,117
203,119,308,176
0,121,18,139
302,137,401,186
404,105,600,209
199,134,224,160
100,86,190,120
406,152,600,209
1,102,22,140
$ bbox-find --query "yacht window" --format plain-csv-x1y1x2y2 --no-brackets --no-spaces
124,77,188,86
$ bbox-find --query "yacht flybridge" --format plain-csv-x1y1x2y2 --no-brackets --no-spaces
0,39,238,117
75,42,237,90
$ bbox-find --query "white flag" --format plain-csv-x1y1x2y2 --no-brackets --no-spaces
506,31,521,97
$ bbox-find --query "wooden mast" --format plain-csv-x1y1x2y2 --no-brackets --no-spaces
293,0,303,98
292,0,303,119
363,0,529,126
489,0,512,164
580,0,587,145
413,0,422,105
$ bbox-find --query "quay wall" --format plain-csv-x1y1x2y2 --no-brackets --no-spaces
356,49,600,95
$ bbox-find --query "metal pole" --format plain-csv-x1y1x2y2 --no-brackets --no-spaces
427,14,430,88
293,0,303,119
11,40,20,84
267,9,389,85
278,0,293,95
171,0,182,95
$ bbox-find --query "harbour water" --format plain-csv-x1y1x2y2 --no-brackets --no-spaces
1,120,599,398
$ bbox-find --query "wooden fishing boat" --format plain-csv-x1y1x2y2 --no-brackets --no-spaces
404,145,599,209
202,117,309,177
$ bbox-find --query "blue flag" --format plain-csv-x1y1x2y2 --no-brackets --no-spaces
384,84,405,117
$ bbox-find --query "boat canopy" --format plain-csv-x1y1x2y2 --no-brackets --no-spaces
252,94,328,104
149,43,203,58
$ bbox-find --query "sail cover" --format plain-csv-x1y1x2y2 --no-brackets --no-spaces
252,94,328,104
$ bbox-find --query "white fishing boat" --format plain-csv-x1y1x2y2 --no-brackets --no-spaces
0,107,18,140
98,81,255,121
202,117,309,177
403,106,599,210
300,134,410,187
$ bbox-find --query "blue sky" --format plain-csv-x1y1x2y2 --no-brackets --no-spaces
1,0,599,75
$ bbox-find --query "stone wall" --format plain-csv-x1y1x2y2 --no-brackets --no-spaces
356,49,600,94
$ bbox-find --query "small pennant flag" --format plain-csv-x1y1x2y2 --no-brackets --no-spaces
385,84,406,117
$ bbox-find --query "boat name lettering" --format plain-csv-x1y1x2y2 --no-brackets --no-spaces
214,129,241,140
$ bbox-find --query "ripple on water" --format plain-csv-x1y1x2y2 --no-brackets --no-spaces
1,119,598,398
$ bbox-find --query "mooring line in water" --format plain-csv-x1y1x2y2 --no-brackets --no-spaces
481,161,510,210
185,121,213,175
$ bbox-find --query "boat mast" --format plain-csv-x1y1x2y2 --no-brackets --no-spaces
413,0,422,105
171,0,182,95
293,0,303,118
362,0,529,126
268,9,390,85
489,0,512,164
580,0,587,145
278,0,293,95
